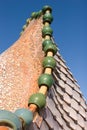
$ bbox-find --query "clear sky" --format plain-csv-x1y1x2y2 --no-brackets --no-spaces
0,0,87,101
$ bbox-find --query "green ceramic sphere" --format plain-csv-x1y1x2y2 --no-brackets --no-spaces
20,31,23,36
15,108,33,127
42,26,53,37
42,39,53,48
43,13,53,24
26,18,29,23
0,110,22,130
38,74,54,89
31,12,37,19
43,43,57,55
43,56,56,69
26,18,30,25
42,5,52,13
38,10,42,17
22,25,27,31
28,93,46,109
34,12,39,18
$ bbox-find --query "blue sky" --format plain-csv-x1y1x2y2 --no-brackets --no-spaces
0,0,87,100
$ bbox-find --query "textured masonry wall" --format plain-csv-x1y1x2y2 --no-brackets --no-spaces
0,18,44,111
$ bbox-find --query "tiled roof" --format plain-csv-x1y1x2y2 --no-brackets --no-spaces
28,50,87,130
0,6,87,130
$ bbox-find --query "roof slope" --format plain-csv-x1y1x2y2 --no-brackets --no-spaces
28,50,87,130
0,6,87,130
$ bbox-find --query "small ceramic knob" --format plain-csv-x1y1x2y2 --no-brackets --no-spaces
15,108,33,127
43,43,57,55
22,25,27,31
42,26,53,37
38,74,54,89
42,39,53,48
43,13,53,24
42,5,52,13
43,56,56,69
28,93,46,109
0,110,22,130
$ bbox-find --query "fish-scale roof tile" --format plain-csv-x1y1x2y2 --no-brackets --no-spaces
28,48,87,130
66,72,75,82
56,86,64,97
84,121,87,130
62,111,70,124
69,107,77,122
76,125,83,130
42,108,54,129
62,121,70,130
65,83,73,96
71,98,79,112
66,77,74,88
59,73,66,82
44,51,87,130
60,66,67,75
77,114,85,128
80,97,87,110
58,79,65,90
62,102,70,114
72,89,81,103
69,118,77,130
63,93,71,105
56,92,63,106
79,106,86,119
40,121,49,130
